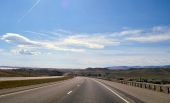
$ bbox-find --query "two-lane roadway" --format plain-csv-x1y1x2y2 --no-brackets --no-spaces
0,77,130,103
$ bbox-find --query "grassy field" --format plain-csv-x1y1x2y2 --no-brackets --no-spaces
0,76,73,89
107,68,170,84
110,68,170,79
75,67,170,84
0,70,34,77
0,69,63,77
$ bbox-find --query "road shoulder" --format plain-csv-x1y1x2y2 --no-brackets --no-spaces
96,78,170,103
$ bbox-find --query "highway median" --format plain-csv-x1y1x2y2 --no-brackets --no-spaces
0,76,73,89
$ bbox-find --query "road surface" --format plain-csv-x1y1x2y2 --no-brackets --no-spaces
0,77,135,103
0,76,64,81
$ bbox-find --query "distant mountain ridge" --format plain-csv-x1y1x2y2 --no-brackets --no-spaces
1,65,170,70
107,65,170,70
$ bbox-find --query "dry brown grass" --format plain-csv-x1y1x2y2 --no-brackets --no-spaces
0,76,73,89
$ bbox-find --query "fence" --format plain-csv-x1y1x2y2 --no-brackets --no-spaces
97,77,170,94
116,80,170,94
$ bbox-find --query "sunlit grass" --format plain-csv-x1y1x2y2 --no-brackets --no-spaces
0,76,73,89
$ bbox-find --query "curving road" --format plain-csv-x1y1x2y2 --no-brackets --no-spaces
0,77,132,103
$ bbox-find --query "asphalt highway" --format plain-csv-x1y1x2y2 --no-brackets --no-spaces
0,77,130,103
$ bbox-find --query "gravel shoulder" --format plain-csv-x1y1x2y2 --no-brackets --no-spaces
97,79,170,103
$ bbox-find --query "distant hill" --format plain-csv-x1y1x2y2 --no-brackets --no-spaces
0,68,63,77
72,67,170,83
107,65,170,70
1,66,170,81
107,66,130,70
85,67,110,71
110,68,170,78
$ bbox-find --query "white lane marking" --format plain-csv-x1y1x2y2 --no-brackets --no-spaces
93,79,130,103
67,91,72,95
0,79,71,98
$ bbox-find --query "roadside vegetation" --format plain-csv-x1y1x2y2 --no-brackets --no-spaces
111,68,170,84
0,68,63,77
0,76,73,89
73,68,170,85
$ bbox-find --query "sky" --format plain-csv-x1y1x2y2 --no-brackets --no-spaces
0,0,170,68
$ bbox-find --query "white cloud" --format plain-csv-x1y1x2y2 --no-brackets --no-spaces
61,35,120,49
1,33,41,46
11,49,41,55
127,34,170,42
55,29,73,35
123,26,170,42
152,26,170,33
1,33,84,52
22,26,170,45
2,26,170,52
1,26,170,68
119,29,143,36
1,32,120,52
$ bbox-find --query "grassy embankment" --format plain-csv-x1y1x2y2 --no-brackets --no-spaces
0,76,73,89
0,69,63,77
78,68,170,84
110,68,170,84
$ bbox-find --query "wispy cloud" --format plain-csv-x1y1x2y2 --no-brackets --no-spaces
17,0,41,23
1,26,170,56
126,26,170,42
1,32,119,52
126,34,170,42
24,31,48,37
24,29,72,39
1,33,40,45
1,33,84,52
1,27,170,54
61,35,120,49
1,26,170,67
11,49,41,55
119,29,143,36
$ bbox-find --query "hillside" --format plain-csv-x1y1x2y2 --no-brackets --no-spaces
110,68,170,79
73,67,170,84
0,69,63,77
107,65,170,69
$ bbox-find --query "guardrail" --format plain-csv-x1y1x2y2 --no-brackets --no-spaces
98,77,170,94
117,80,170,94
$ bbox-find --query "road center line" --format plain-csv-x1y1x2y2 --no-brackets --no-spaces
93,79,130,103
67,91,72,95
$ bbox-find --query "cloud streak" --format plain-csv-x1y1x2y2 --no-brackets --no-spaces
61,35,120,49
11,49,41,55
1,32,119,51
1,26,170,67
1,33,84,52
1,33,40,45
1,26,170,55
126,34,170,42
125,26,170,42
119,29,143,36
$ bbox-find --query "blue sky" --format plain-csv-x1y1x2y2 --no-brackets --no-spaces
0,0,170,68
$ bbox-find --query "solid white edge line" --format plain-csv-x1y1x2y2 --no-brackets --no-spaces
67,91,72,95
93,79,130,103
0,79,70,98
